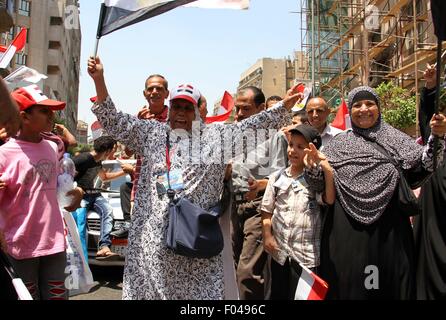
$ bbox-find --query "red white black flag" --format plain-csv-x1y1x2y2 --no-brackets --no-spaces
294,262,328,300
205,91,234,124
97,0,197,37
331,99,351,131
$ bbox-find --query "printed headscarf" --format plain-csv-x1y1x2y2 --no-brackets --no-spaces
323,86,423,224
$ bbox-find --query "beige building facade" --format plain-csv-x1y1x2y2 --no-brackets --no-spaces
0,0,81,134
76,119,88,145
238,52,308,100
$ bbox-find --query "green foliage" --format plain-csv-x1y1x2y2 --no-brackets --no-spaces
54,115,66,127
68,143,92,157
375,82,416,130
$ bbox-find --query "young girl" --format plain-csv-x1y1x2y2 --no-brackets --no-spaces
260,124,335,300
0,85,68,300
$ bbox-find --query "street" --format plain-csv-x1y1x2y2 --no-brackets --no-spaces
70,265,123,300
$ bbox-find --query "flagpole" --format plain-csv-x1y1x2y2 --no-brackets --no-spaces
93,3,107,57
311,0,315,94
433,39,442,169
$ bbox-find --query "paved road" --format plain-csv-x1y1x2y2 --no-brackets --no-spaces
70,265,123,300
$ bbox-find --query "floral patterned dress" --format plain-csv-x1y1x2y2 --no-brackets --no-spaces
92,96,291,300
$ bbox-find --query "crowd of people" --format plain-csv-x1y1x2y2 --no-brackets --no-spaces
0,56,446,300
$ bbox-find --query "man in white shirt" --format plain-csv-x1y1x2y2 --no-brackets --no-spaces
306,97,343,148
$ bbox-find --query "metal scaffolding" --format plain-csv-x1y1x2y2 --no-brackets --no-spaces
298,0,439,107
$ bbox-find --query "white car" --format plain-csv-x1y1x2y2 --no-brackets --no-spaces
86,159,135,267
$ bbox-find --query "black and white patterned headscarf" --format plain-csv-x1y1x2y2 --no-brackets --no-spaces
323,86,423,224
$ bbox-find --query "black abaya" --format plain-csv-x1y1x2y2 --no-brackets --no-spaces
320,190,416,300
414,160,446,300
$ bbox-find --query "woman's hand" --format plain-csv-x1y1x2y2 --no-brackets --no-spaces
87,56,109,104
430,113,446,137
424,63,437,90
303,143,326,169
282,83,304,111
87,56,104,81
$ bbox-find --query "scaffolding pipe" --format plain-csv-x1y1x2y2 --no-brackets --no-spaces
413,0,419,137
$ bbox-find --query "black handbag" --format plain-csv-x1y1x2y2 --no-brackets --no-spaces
366,140,431,216
164,133,224,258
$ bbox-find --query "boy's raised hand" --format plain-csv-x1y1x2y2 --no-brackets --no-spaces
303,143,326,169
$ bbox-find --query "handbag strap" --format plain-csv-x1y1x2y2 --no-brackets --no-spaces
366,138,435,189
165,131,175,201
364,139,402,172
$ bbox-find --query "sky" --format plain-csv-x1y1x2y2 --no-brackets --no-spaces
77,0,302,131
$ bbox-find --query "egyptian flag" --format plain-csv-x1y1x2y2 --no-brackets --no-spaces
0,28,27,69
0,251,33,300
97,0,198,37
294,263,328,300
91,121,104,140
0,46,6,61
331,99,351,131
205,91,234,124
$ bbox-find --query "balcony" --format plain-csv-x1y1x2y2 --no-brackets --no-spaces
46,74,60,92
49,25,63,42
47,48,61,66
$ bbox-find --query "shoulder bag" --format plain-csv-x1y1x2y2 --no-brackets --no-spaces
164,132,224,258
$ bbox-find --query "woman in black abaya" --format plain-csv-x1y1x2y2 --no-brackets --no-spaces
314,86,446,300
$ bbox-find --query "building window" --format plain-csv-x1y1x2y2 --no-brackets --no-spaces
49,41,61,49
18,0,31,17
50,17,63,26
15,53,27,66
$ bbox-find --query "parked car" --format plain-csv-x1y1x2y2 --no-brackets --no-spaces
86,159,135,266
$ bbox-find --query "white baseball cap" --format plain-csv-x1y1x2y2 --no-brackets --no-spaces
170,84,201,106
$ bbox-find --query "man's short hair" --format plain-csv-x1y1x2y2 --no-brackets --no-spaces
93,136,116,153
266,95,282,104
145,74,168,90
239,86,265,107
